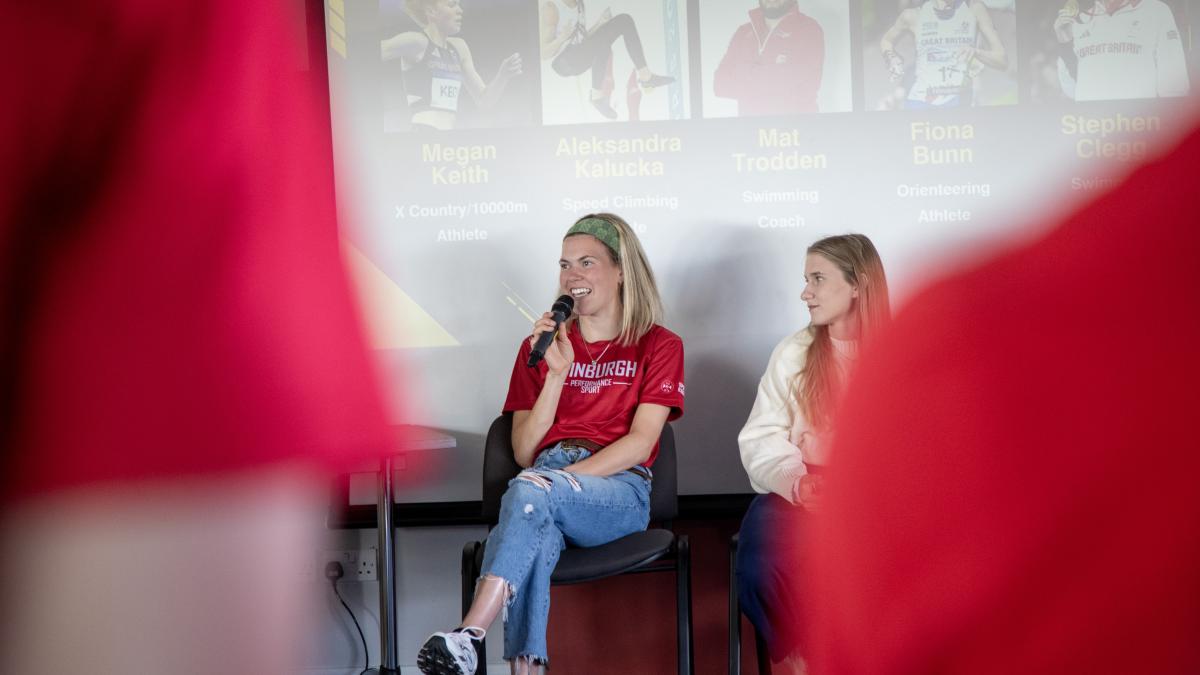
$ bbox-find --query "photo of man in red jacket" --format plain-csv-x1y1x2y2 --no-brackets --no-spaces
714,0,825,116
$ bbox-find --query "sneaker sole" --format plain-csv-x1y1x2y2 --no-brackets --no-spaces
416,635,469,675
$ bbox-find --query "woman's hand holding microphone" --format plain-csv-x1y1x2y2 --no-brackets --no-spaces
530,312,574,377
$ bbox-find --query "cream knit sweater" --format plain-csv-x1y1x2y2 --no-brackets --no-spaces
737,326,856,501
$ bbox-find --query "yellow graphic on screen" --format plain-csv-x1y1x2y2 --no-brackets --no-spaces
343,242,458,348
502,281,538,324
328,0,346,58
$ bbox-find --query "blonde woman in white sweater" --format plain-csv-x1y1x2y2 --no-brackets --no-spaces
736,234,890,674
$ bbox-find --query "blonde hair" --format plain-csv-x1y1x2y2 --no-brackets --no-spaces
403,0,439,26
564,213,663,346
797,233,890,430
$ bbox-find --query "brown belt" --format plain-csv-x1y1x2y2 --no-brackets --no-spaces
558,438,603,453
557,439,652,481
626,465,652,481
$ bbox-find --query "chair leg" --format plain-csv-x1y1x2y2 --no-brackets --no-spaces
729,533,740,675
461,541,478,619
731,532,771,675
461,540,487,666
676,534,693,675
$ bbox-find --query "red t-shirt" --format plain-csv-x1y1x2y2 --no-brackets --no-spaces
502,323,684,467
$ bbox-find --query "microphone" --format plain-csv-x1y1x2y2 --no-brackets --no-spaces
527,295,575,367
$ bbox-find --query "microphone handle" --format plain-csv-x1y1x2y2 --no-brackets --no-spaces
527,310,569,367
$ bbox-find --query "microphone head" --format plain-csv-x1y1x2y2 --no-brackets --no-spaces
552,294,575,316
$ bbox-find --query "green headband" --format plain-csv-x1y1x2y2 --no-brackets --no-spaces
565,217,620,257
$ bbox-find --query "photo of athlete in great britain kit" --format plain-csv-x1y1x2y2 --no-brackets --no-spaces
863,0,1017,110
1052,0,1191,102
378,0,539,131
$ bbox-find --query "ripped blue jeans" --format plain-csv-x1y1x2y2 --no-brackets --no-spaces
479,444,652,665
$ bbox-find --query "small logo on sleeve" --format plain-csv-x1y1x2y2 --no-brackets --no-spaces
659,380,674,394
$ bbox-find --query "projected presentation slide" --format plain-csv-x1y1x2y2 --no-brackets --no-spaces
323,0,1199,494
1020,0,1195,103
863,0,1018,110
701,0,853,116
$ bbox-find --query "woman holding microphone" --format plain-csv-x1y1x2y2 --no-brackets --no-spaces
417,213,684,675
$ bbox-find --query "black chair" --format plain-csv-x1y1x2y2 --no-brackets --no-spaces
729,533,772,675
461,414,693,674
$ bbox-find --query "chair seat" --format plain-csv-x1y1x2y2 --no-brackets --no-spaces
465,416,692,673
551,528,675,584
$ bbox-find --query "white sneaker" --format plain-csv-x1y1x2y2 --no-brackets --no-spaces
417,627,484,675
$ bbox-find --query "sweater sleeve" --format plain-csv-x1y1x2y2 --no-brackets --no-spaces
738,331,812,501
1154,2,1190,98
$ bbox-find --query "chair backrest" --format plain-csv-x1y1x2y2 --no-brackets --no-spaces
481,414,678,525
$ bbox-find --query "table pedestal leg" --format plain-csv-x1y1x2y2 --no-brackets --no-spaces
367,455,400,674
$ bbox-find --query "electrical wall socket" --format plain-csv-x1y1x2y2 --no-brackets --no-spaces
298,555,316,582
356,547,377,581
315,549,377,582
319,549,356,581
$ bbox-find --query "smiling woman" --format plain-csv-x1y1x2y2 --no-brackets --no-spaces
416,213,684,675
734,233,890,674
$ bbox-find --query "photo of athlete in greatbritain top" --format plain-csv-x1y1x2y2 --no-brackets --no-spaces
868,0,1015,109
1052,0,1191,101
538,0,688,124
381,0,524,130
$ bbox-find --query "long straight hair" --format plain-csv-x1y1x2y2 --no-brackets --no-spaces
798,234,890,431
564,213,663,346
